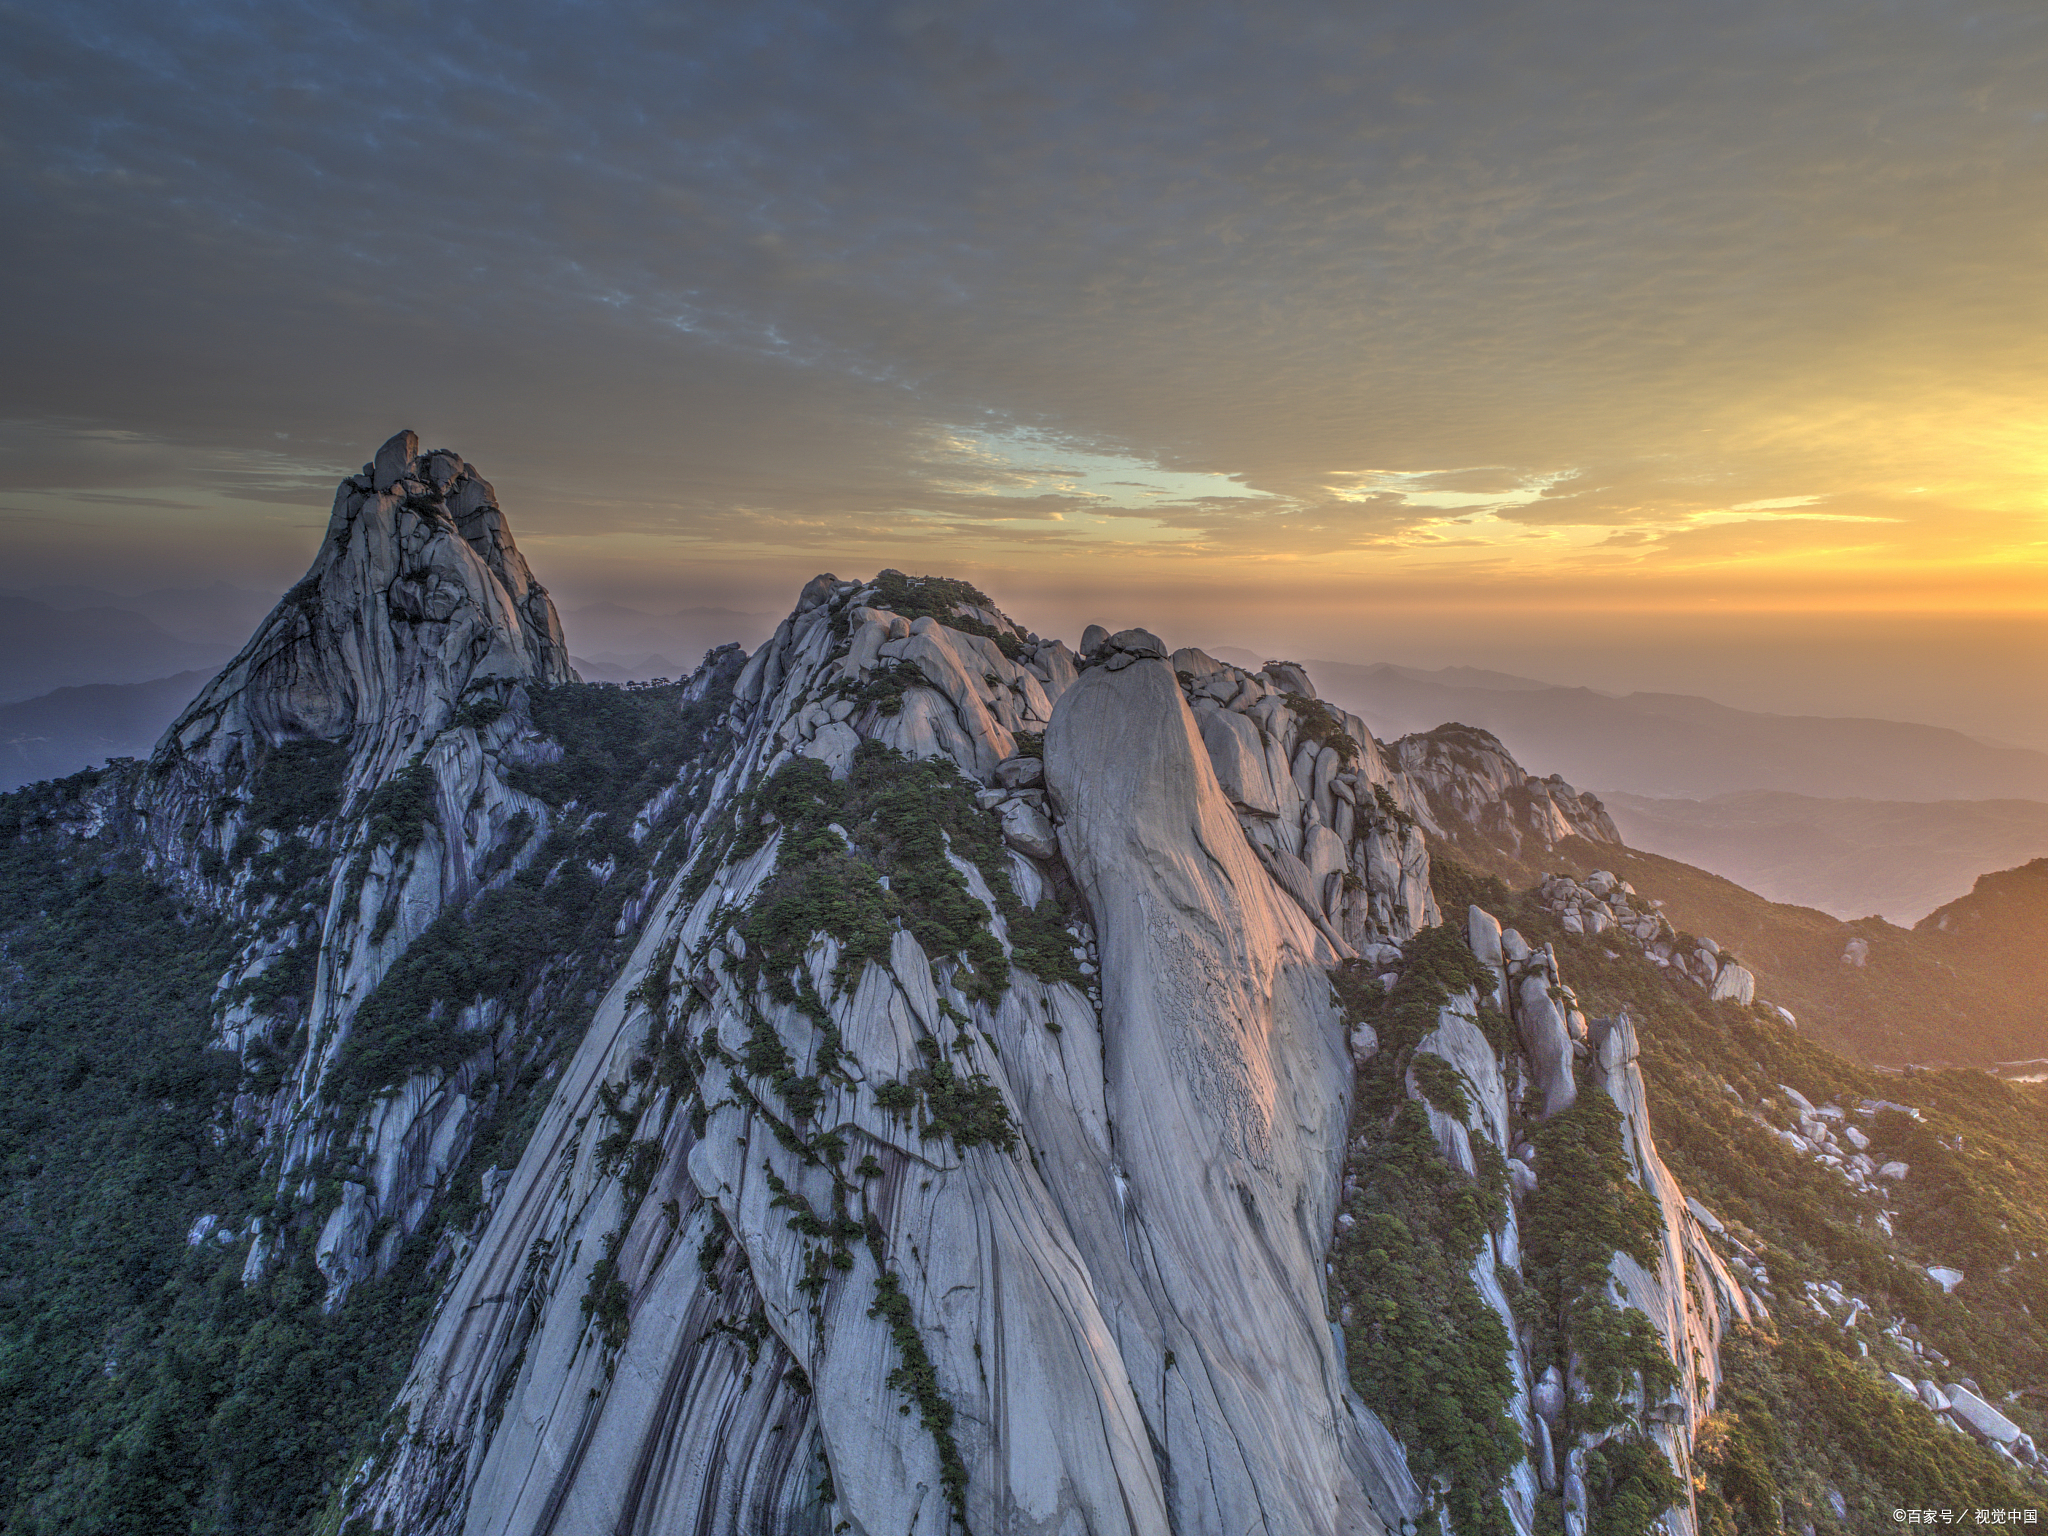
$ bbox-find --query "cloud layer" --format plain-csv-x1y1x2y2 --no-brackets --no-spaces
3,0,2046,727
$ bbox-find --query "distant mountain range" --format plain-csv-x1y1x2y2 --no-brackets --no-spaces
562,600,775,679
14,617,2048,928
0,581,283,653
1601,790,2048,924
0,595,235,703
1263,654,2048,802
1188,651,2048,924
0,672,216,791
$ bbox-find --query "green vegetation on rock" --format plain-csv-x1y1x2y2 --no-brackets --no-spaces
1282,692,1361,766
0,823,431,1533
728,742,1079,1005
873,1036,1019,1154
1329,924,1522,1536
244,738,350,834
1474,879,2045,1533
862,570,1022,658
1516,1091,1676,1436
0,670,740,1535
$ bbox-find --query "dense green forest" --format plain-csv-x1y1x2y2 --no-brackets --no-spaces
0,678,730,1534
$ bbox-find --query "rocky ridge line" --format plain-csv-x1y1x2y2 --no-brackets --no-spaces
346,585,1736,1536
1323,896,1755,1536
355,592,1452,1535
1525,868,2048,1486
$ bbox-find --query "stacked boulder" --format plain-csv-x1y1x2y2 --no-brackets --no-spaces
1535,871,1758,1008
1388,723,1620,856
1162,641,1438,949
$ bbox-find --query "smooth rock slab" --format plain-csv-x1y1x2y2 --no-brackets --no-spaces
1946,1385,2025,1446
1516,973,1578,1119
1046,651,1390,1536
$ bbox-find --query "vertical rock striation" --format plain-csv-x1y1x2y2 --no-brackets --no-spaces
130,431,589,1303
18,439,2004,1536
354,592,1450,1535
142,428,572,853
1045,647,1393,1535
1389,723,1619,855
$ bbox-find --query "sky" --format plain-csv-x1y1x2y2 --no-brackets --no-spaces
4,1,2048,742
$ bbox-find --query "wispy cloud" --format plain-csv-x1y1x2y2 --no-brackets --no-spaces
0,0,2043,622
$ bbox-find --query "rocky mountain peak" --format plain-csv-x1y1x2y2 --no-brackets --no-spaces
1392,720,1620,852
138,431,573,861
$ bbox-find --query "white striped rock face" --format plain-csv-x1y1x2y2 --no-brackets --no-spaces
127,433,583,1304
326,576,1732,1536
1045,655,1399,1535
352,587,1450,1536
143,428,573,850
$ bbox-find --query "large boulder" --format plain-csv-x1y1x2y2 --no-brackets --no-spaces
1262,660,1317,698
1199,707,1281,816
1517,972,1578,1119
1708,963,1755,1005
999,797,1058,860
1467,905,1509,1012
1946,1385,2025,1446
372,427,418,491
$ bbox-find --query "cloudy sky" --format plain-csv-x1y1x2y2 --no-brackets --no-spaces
5,1,2047,738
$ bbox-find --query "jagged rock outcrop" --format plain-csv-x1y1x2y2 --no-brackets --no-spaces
1391,723,1619,854
329,568,1765,1536
142,428,573,856
128,432,595,1302
74,497,1760,1532
1575,1001,1754,1531
16,454,2046,1536
1533,871,1764,1013
1395,912,1752,1536
1173,646,1436,947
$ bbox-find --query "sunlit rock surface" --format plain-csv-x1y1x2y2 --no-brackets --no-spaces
354,589,1467,1535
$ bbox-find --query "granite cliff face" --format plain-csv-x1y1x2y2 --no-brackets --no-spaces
318,584,1730,1536
144,428,572,841
19,446,2000,1536
1390,722,1620,857
132,431,596,1304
